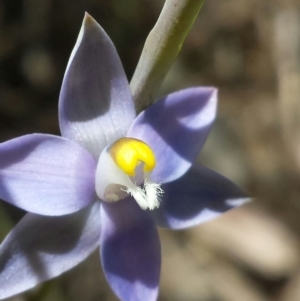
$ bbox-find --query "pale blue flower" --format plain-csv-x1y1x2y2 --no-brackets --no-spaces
0,13,248,301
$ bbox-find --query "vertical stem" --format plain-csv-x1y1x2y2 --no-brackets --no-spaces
130,0,205,112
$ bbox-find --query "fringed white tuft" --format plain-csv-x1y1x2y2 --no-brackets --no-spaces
144,181,163,210
124,186,148,210
123,181,163,210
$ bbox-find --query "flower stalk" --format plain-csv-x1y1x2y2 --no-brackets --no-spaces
130,0,206,112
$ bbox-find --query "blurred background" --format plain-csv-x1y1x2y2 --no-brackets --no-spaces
1,0,300,300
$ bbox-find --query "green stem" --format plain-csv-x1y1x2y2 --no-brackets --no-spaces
130,0,205,112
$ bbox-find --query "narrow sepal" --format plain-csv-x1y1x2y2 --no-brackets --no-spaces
0,202,101,299
151,164,249,229
127,87,217,183
100,198,161,301
59,13,135,158
0,134,96,215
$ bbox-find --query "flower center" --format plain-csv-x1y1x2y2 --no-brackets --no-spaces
109,138,156,176
95,138,163,210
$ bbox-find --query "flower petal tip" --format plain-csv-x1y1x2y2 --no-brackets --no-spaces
211,87,218,99
83,12,97,28
204,87,218,105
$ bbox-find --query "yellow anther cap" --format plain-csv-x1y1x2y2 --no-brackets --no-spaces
109,138,156,176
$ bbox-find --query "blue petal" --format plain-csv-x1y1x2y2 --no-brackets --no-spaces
127,87,217,183
0,202,101,300
0,134,96,216
59,13,135,159
100,198,160,301
151,164,249,229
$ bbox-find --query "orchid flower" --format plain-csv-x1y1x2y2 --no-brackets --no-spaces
0,14,248,301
